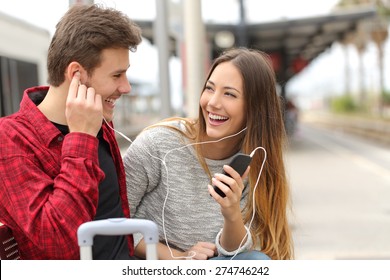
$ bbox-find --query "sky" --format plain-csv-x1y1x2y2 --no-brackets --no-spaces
0,0,341,33
1,0,387,110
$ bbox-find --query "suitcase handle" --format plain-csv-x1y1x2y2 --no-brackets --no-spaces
77,218,159,260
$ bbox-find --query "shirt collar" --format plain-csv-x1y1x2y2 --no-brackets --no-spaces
20,86,63,147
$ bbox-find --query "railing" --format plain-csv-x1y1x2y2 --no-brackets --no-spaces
113,94,161,141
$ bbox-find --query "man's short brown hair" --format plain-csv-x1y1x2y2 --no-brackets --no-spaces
47,4,142,86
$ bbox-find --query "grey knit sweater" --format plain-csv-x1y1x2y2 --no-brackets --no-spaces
123,121,248,252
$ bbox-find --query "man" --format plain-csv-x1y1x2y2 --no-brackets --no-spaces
0,4,142,259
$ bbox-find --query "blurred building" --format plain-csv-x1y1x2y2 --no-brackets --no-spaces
0,11,50,117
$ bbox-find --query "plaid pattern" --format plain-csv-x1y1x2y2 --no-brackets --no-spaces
0,87,133,259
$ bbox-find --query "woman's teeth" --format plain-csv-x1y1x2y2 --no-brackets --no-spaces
209,113,228,121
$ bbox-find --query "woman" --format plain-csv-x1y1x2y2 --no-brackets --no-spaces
124,48,293,260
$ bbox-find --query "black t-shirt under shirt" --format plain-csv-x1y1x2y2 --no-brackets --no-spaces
54,123,130,259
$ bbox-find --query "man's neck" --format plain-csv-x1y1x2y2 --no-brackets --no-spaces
37,85,68,125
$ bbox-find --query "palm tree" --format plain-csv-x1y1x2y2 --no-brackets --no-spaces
336,0,389,116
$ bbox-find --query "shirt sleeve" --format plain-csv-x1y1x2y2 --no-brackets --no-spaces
0,132,104,259
123,129,162,248
215,226,254,256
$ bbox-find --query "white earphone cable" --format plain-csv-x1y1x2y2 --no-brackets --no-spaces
104,119,266,260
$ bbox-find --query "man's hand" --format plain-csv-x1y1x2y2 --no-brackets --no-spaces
65,72,103,137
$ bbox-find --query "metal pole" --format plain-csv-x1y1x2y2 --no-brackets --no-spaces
155,0,172,118
237,0,248,47
69,0,94,7
183,0,206,118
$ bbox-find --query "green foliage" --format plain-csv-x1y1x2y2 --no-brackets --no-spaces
331,95,357,113
382,91,390,104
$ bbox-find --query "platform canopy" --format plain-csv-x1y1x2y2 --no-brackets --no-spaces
134,6,377,90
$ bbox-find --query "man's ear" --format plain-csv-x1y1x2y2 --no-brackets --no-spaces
66,62,83,82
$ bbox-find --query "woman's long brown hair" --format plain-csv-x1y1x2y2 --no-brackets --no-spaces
148,48,294,259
